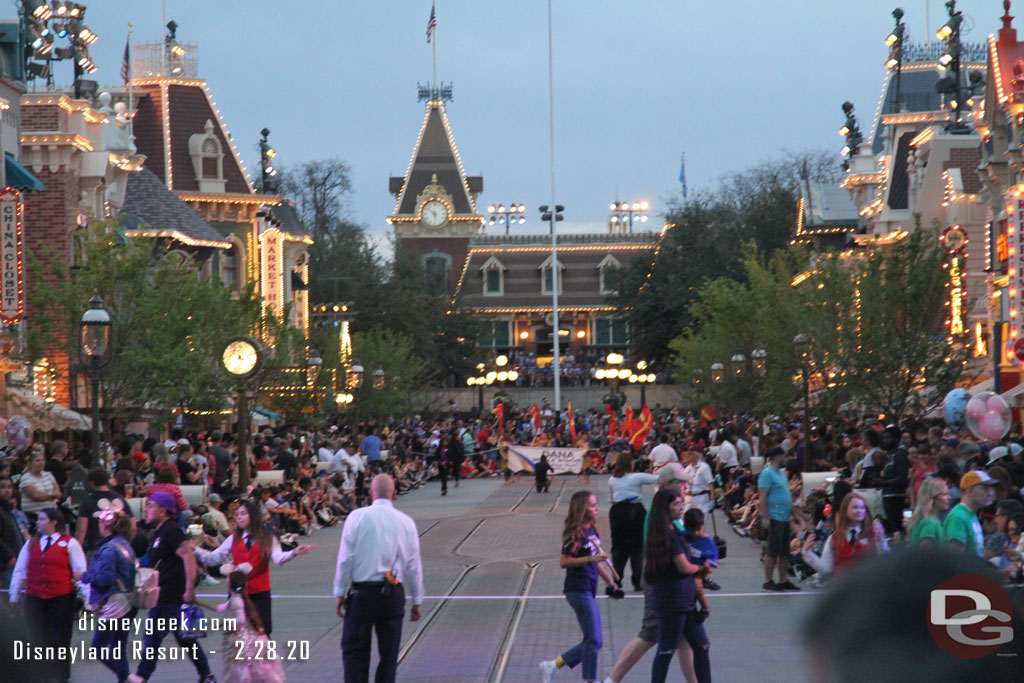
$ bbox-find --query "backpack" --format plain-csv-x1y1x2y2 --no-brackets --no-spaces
115,542,160,610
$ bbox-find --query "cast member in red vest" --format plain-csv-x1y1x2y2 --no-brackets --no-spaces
800,492,889,577
9,507,86,683
196,500,314,635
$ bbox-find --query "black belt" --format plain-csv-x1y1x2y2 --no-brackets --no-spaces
352,581,386,588
612,497,640,505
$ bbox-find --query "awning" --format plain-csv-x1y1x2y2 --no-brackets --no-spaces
253,405,281,421
5,153,44,192
5,387,91,431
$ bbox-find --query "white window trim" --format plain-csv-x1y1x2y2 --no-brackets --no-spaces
539,254,564,295
597,254,622,295
188,119,226,192
480,254,506,296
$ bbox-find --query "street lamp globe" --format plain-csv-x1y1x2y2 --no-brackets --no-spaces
373,367,385,389
466,377,476,386
710,362,724,384
349,361,364,389
731,353,746,376
81,294,111,357
752,349,767,377
496,354,509,367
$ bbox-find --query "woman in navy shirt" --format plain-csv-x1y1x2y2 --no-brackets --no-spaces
645,488,709,683
539,491,621,683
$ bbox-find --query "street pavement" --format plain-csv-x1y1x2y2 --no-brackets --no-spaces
62,475,817,682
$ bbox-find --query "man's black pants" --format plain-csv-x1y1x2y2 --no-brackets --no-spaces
24,592,76,682
609,500,646,591
342,582,406,683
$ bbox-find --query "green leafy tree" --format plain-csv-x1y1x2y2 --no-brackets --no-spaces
344,327,429,421
26,222,266,426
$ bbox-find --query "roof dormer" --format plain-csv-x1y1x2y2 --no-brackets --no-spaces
188,119,225,193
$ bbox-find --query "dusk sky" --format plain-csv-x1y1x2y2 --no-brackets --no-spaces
73,1,1003,242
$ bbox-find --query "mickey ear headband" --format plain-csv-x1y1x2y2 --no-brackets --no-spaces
220,562,253,575
92,497,126,523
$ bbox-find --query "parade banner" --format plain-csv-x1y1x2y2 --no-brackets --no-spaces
508,445,586,474
0,188,23,324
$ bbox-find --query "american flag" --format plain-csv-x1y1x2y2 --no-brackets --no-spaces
120,40,130,85
426,2,437,43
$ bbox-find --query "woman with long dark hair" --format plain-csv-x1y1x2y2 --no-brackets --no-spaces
645,488,709,683
539,490,621,683
9,507,86,683
196,499,315,635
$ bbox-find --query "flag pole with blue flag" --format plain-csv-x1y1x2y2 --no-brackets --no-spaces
679,152,687,200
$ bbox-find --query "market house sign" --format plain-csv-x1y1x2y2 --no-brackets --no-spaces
0,188,23,324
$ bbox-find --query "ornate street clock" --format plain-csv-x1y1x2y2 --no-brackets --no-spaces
222,336,261,378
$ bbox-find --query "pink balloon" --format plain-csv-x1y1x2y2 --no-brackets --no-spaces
987,394,1010,415
966,397,988,420
980,412,1010,442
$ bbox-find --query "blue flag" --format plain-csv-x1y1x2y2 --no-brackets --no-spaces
679,153,687,199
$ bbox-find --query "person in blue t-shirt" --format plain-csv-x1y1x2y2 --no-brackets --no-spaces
359,426,383,466
758,446,799,591
681,507,721,593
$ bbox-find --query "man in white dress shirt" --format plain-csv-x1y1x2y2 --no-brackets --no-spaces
334,474,423,683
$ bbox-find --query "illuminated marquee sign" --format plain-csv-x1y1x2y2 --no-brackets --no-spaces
0,188,24,324
260,228,284,318
1006,187,1024,365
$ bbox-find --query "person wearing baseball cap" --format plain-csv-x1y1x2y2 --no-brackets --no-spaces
942,470,998,557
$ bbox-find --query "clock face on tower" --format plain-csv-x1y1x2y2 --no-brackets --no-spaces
222,338,260,376
421,200,449,228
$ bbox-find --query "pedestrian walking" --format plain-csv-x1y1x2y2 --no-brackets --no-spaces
196,500,315,636
607,453,658,592
645,488,710,683
539,491,621,683
333,474,424,683
81,499,136,682
758,447,800,592
128,491,215,683
9,507,86,683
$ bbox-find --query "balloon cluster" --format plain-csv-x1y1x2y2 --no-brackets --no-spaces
965,391,1012,443
5,415,31,453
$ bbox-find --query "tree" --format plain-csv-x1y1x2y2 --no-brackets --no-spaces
344,327,430,421
26,222,266,426
616,151,836,363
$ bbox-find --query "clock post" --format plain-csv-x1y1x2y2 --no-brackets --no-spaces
222,336,262,493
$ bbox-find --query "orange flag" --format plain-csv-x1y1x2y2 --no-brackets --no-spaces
530,403,541,433
630,405,653,451
493,402,504,435
623,406,634,437
567,401,576,444
606,404,617,441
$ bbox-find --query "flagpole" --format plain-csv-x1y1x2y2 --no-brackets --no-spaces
160,0,167,76
432,1,438,89
127,24,134,140
547,0,561,412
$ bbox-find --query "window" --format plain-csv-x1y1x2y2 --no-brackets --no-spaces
221,246,237,288
486,269,501,293
188,119,225,192
422,250,453,293
479,321,511,348
480,255,505,296
597,254,622,295
594,319,628,346
539,254,563,294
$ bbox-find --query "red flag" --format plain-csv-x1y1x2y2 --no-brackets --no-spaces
699,405,717,425
568,401,576,444
530,404,541,433
606,404,617,441
630,405,653,451
623,406,634,436
493,402,504,435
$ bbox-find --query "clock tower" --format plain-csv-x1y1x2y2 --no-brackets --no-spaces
388,93,483,292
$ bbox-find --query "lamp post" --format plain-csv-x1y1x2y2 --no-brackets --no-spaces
259,128,279,193
751,349,767,378
608,201,650,233
884,8,905,113
80,294,110,466
596,353,626,412
469,357,518,413
794,333,812,471
937,0,967,132
628,360,655,406
487,203,526,235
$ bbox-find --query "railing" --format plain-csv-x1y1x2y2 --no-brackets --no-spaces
472,232,660,246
